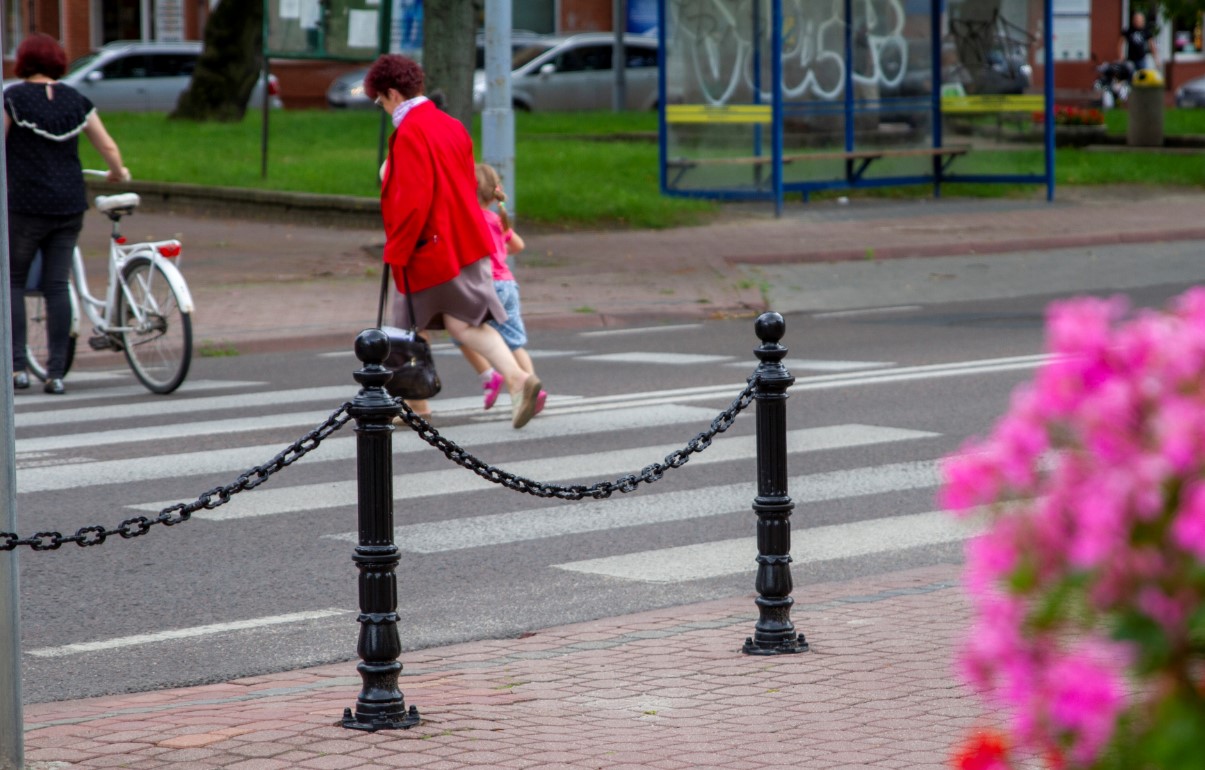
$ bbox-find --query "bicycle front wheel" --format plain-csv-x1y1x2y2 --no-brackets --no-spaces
118,258,192,394
24,290,77,382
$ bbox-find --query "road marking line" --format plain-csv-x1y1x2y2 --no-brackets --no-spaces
147,424,935,521
13,379,261,413
812,305,924,319
724,359,893,372
579,324,703,337
25,609,349,658
20,404,712,492
577,352,737,365
553,510,982,582
326,458,940,552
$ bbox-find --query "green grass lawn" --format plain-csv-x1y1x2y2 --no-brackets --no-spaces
79,107,1205,229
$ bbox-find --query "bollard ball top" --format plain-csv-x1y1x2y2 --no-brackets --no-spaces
755,312,785,344
354,328,390,364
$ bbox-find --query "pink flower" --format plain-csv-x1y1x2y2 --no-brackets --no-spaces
1044,640,1129,765
941,448,1003,514
1172,482,1205,560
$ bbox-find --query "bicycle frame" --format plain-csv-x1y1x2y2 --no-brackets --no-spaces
69,233,193,339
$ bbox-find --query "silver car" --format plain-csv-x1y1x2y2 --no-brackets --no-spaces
1176,75,1205,107
4,40,282,113
473,33,660,112
327,31,550,109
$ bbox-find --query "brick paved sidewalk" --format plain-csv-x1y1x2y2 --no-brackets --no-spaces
22,564,988,770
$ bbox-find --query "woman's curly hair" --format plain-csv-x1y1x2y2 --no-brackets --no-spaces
363,54,424,101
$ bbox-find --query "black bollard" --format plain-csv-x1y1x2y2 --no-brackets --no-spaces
342,329,420,731
743,312,809,655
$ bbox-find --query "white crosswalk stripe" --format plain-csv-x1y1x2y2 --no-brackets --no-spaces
554,511,982,583
133,424,936,520
326,458,940,552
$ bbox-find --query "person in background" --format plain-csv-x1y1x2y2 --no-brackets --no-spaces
461,163,547,416
4,32,128,396
1120,11,1161,74
365,53,542,429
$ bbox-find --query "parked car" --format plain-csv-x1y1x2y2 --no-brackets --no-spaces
473,33,660,112
1175,75,1205,107
4,40,282,112
326,30,549,109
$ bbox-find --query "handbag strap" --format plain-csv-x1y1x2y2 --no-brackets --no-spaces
375,261,420,333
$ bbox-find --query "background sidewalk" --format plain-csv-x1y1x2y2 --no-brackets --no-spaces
22,565,981,770
74,185,1205,358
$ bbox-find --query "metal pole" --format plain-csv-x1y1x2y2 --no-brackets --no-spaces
613,0,627,111
342,329,420,731
481,0,516,217
743,312,808,656
0,14,27,765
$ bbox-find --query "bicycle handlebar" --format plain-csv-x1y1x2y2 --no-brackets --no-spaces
83,168,132,182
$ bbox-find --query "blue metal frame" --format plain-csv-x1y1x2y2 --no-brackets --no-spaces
657,0,1055,208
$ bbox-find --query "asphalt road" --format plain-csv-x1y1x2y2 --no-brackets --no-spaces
10,241,1202,704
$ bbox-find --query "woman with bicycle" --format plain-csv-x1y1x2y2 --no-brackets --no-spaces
4,33,128,395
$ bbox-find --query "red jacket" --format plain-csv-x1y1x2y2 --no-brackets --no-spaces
380,101,493,294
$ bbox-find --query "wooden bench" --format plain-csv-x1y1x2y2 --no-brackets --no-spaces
666,144,970,187
941,93,1044,138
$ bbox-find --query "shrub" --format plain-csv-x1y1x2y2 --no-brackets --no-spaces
943,288,1205,769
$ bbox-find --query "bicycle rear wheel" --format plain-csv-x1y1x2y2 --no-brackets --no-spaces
24,290,76,382
118,257,192,394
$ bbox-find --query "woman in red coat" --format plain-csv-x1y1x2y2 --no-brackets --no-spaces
365,55,542,429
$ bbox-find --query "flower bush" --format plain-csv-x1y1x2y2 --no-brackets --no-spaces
943,289,1205,770
1031,105,1106,126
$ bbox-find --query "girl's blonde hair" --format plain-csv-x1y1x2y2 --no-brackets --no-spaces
474,163,510,230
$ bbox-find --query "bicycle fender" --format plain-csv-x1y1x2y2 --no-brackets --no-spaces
142,255,195,314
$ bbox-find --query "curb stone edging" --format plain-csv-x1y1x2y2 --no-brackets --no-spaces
87,179,382,229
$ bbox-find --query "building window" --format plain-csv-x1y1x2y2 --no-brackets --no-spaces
3,2,20,57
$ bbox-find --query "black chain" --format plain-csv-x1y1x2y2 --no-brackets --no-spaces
394,376,759,500
0,403,354,552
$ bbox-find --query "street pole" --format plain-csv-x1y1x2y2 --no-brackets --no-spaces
0,18,26,768
612,0,626,112
481,0,515,217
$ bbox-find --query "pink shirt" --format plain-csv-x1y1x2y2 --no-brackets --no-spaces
481,208,516,282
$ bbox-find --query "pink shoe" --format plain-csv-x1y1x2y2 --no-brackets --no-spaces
482,370,504,410
533,390,547,416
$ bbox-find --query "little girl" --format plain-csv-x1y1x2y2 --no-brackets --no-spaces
462,163,547,416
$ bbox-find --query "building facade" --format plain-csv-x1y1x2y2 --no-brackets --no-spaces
4,0,212,74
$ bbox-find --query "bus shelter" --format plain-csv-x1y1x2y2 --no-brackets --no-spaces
658,0,1055,215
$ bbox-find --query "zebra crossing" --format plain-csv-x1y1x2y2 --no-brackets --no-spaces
11,338,1035,679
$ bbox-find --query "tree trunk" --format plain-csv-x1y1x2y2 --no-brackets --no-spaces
172,0,263,122
423,0,478,128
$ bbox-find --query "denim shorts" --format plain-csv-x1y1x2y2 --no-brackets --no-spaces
488,280,527,349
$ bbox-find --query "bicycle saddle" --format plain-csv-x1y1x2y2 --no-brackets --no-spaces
95,193,141,213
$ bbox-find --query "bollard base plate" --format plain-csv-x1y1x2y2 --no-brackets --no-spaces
341,705,420,731
742,634,809,655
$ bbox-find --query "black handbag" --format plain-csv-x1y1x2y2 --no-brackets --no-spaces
376,264,442,401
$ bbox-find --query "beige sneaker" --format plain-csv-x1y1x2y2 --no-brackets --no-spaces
511,376,543,429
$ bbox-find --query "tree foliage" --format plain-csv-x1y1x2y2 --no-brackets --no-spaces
172,0,263,122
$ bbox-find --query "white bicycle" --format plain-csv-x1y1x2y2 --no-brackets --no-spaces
24,171,194,394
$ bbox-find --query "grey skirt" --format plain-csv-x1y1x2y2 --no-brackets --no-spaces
391,257,507,331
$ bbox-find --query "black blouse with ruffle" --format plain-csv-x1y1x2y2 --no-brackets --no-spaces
4,81,95,216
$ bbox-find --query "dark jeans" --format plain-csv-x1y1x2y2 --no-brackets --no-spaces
8,211,83,379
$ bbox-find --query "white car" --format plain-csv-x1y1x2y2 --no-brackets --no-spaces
474,33,660,112
5,40,282,113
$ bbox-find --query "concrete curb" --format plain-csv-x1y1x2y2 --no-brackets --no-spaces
728,227,1205,265
86,179,382,229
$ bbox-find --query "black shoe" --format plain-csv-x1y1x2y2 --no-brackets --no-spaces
13,372,29,390
43,378,65,395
